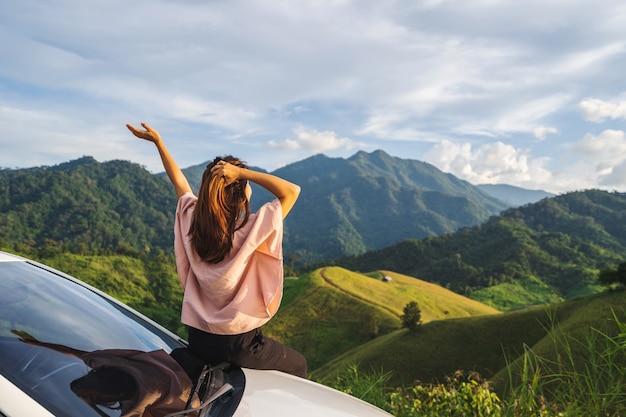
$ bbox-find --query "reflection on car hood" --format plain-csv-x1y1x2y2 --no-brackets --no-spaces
236,369,392,417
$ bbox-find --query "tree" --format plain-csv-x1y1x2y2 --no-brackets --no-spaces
401,301,422,331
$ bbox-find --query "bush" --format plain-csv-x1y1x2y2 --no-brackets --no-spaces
389,371,501,417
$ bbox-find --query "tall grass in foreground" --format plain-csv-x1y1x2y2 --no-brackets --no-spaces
325,363,394,412
501,309,626,416
323,310,626,416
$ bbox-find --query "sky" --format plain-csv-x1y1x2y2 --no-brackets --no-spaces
1,0,626,194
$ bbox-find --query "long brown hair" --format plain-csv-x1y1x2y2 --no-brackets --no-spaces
190,156,250,263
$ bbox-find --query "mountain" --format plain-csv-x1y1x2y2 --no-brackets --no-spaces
0,156,177,255
179,150,510,263
477,183,555,206
331,189,626,308
0,151,509,263
275,150,511,262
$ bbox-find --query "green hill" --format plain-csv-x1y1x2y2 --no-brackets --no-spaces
263,266,499,370
331,190,626,310
311,290,626,389
490,290,626,394
0,157,176,255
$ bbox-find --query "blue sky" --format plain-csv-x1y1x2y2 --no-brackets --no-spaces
1,0,626,193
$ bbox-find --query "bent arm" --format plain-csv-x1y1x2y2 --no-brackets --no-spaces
126,123,192,199
212,161,300,218
243,170,301,218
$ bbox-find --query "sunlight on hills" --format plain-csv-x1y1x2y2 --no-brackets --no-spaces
319,267,500,322
312,291,626,390
265,266,499,370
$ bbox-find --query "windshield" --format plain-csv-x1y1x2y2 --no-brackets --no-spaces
0,260,187,417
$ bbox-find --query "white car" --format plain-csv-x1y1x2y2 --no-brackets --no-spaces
0,251,392,417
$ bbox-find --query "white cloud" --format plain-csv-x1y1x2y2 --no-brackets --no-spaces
423,130,626,193
356,111,441,142
166,95,259,131
425,139,552,186
533,126,558,140
0,104,127,168
552,42,625,76
3,0,626,193
268,125,356,153
579,98,626,122
452,94,571,139
573,129,626,166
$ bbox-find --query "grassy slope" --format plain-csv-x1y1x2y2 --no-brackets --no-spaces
490,290,626,394
38,253,153,304
470,274,606,311
470,275,564,311
322,268,500,322
312,290,626,389
264,266,500,371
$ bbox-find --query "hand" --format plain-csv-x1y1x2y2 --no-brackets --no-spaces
126,122,161,144
11,329,40,345
211,160,242,186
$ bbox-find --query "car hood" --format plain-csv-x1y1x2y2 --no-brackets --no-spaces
235,369,392,417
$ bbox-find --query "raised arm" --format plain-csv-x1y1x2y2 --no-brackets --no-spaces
12,330,89,359
126,123,192,199
212,161,300,218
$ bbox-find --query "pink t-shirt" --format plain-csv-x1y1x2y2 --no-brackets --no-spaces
174,192,284,335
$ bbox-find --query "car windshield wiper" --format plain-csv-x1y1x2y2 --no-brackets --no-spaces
164,362,235,417
164,383,235,417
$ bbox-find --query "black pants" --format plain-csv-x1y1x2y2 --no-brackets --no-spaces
187,326,307,378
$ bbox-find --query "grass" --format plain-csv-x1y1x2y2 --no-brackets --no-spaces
313,291,626,390
470,275,563,311
264,266,500,370
312,305,555,387
37,253,155,304
323,304,626,416
491,291,626,393
264,269,402,370
322,268,501,322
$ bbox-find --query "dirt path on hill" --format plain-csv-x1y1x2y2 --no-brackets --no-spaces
318,268,401,318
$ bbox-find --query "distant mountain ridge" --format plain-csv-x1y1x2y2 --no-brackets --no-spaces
0,150,555,264
178,150,510,262
477,183,555,206
332,189,626,308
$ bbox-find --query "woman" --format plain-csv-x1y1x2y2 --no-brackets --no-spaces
127,123,307,378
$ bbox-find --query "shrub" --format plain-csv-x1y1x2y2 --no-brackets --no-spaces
389,371,501,417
